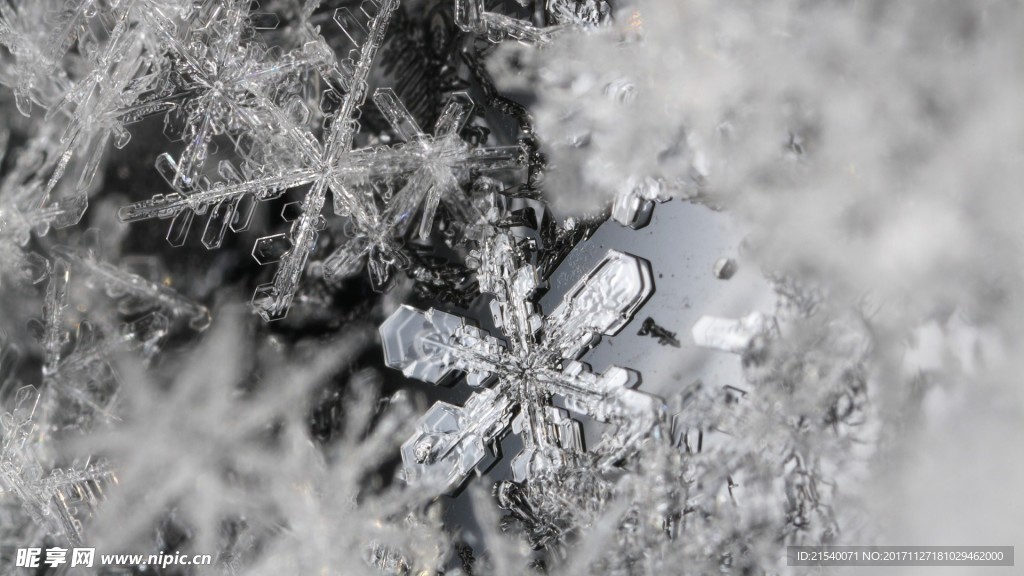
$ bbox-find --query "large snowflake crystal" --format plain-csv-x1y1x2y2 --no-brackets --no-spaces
381,227,664,493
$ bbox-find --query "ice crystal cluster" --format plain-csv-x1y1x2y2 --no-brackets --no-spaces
1,0,1023,575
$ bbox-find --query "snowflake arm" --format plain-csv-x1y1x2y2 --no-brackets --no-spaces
53,242,210,331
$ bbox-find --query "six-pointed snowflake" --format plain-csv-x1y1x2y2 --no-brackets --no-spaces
381,225,664,492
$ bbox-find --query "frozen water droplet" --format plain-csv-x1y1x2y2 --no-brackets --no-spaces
714,257,737,280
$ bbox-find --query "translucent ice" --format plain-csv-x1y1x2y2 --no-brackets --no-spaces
383,226,663,493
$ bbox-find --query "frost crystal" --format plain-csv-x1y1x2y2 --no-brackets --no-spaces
382,226,662,493
75,317,371,554
0,386,116,547
691,312,775,354
116,0,514,318
4,0,1015,573
0,128,87,289
454,0,560,44
29,257,169,422
321,88,524,287
54,240,210,331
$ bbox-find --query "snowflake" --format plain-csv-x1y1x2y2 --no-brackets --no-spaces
119,0,523,318
73,314,374,555
0,247,185,546
242,373,450,576
40,0,188,200
28,257,170,424
0,0,83,115
53,237,211,331
150,0,324,193
117,0,402,320
320,88,525,288
380,224,664,493
0,385,117,547
0,127,89,289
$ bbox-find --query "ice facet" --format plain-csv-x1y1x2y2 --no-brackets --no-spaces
400,389,513,490
252,234,290,265
692,312,774,354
